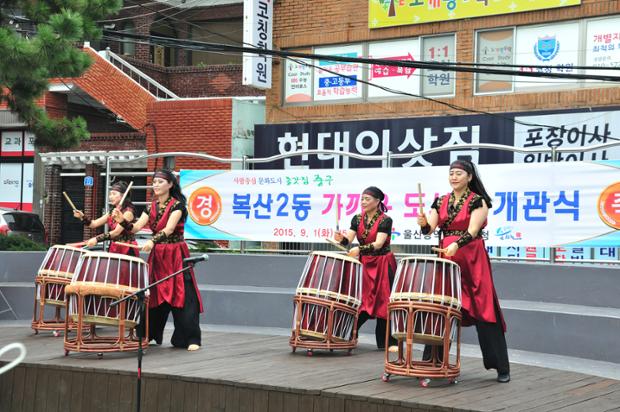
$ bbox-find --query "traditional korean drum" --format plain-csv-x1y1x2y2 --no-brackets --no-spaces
389,256,461,344
37,245,86,305
64,251,149,355
67,252,149,327
383,256,463,384
32,245,87,334
290,251,362,353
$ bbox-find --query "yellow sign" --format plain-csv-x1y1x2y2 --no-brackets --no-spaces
369,0,582,29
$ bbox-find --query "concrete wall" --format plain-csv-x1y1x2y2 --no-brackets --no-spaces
1,252,618,362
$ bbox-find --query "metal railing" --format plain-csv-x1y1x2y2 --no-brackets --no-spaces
99,49,179,100
103,141,620,265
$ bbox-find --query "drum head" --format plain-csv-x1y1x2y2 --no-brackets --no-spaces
309,250,360,265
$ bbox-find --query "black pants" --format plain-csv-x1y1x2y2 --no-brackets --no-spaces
423,305,509,374
357,312,397,349
148,275,202,348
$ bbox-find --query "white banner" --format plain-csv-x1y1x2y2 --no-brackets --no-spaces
242,0,272,89
181,161,620,247
586,16,620,83
513,110,620,162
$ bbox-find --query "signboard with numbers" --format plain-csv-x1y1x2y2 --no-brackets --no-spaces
180,161,620,247
421,35,455,96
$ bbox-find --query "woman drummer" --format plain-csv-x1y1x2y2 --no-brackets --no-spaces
73,180,138,256
417,159,510,383
334,186,397,349
112,169,202,351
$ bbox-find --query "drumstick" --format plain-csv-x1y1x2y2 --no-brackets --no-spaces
117,181,133,209
325,237,347,252
113,241,142,250
417,183,424,216
62,191,78,211
67,241,87,248
335,194,340,231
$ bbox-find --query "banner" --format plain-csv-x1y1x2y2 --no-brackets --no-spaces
255,114,513,169
181,161,620,247
255,107,620,168
369,0,581,29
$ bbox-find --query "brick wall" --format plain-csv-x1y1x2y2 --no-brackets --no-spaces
43,165,62,245
123,57,263,98
268,0,620,123
38,132,146,154
70,47,156,130
43,93,68,120
83,164,102,239
146,98,233,171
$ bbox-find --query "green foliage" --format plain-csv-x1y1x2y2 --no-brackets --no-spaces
189,240,222,253
0,234,47,251
0,0,121,149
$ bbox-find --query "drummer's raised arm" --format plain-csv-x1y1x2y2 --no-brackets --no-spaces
418,198,439,234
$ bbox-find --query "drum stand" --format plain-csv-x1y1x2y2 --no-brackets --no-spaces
32,275,84,336
63,283,150,356
382,301,462,386
289,295,358,356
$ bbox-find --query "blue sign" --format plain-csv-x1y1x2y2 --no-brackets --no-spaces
84,176,94,187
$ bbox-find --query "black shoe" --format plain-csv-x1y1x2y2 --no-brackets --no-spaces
497,372,510,383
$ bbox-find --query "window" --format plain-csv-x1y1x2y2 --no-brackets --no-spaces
475,28,514,94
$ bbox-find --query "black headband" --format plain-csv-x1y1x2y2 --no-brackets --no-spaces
153,170,173,181
110,182,127,193
363,186,385,201
450,160,473,175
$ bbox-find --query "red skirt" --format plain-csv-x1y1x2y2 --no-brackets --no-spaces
442,236,506,331
359,252,397,319
147,242,204,312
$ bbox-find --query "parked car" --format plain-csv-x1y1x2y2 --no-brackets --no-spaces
0,208,47,244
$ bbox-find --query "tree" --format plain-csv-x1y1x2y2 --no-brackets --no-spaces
0,0,121,148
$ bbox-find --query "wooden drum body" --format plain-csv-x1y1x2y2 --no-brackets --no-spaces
384,256,463,382
290,251,362,354
32,245,86,334
64,252,150,354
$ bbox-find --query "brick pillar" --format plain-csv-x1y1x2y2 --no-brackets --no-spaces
134,15,154,63
44,165,62,245
176,22,189,66
83,164,102,239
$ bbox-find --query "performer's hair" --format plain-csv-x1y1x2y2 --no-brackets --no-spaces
152,169,187,205
363,186,388,213
110,180,133,209
450,160,493,208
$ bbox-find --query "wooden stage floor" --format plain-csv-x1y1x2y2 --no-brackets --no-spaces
1,326,619,412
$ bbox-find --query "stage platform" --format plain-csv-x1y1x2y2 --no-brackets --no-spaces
1,325,619,412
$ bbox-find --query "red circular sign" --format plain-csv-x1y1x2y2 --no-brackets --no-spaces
188,186,222,226
598,182,620,230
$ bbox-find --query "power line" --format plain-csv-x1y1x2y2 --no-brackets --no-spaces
100,31,620,142
102,30,620,82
